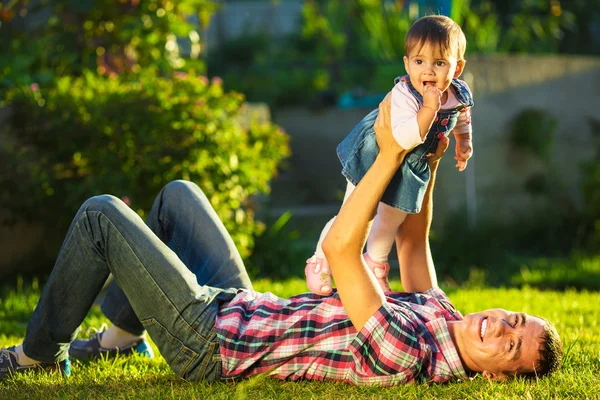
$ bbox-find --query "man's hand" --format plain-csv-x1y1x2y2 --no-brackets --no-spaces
426,133,450,163
374,91,405,159
397,130,449,293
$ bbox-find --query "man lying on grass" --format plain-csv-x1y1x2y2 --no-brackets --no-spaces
0,93,562,385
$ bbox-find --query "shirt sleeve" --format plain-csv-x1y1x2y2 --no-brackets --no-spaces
453,106,473,136
390,83,424,150
348,303,425,386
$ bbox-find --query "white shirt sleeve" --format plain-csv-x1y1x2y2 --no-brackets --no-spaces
390,82,424,150
453,106,473,136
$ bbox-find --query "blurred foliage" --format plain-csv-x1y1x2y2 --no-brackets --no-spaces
511,255,600,291
581,117,600,250
508,108,558,161
206,32,331,108
0,0,292,277
430,203,587,287
559,0,600,55
0,70,289,270
461,0,577,54
208,0,584,108
0,0,216,89
247,211,316,279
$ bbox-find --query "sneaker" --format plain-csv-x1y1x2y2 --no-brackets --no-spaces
69,329,154,362
305,255,333,296
363,253,392,292
0,346,71,380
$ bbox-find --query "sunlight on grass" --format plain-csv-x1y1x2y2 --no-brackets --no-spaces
1,280,599,399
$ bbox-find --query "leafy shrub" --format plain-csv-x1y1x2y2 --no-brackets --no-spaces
580,117,600,249
0,0,216,89
508,108,558,161
247,211,319,279
0,71,290,265
430,204,585,287
207,31,339,107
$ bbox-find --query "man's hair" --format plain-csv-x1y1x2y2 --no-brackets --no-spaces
404,15,467,61
521,318,563,379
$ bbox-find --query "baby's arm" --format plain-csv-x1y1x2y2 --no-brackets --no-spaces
390,83,439,150
418,84,442,138
453,107,473,172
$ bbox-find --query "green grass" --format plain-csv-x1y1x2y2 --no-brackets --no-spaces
1,278,599,399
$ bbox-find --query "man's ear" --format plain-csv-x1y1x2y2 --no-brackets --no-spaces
453,59,466,79
482,370,507,380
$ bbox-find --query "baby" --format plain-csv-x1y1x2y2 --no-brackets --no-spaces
306,15,474,295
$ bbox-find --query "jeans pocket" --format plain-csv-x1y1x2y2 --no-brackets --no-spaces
141,318,199,379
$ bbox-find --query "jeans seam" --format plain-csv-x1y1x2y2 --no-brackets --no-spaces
95,210,206,343
196,341,217,380
142,318,200,379
181,350,200,379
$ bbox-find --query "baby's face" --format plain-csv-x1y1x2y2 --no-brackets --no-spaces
403,42,461,97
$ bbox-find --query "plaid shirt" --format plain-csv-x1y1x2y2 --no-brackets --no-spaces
215,287,469,385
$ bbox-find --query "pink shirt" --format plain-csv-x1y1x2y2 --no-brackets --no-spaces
216,288,469,385
391,81,473,150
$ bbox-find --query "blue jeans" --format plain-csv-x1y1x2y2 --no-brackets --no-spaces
22,180,254,381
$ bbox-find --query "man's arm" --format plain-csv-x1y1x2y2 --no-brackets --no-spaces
322,92,407,331
395,135,449,293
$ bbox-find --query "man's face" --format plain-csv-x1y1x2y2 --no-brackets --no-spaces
450,308,546,379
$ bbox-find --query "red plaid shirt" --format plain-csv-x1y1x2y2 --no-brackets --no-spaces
215,287,469,385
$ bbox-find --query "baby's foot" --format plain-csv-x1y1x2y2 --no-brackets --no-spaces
363,253,392,292
305,256,332,296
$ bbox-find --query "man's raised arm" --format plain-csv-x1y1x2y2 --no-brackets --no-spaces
322,92,408,331
395,135,449,293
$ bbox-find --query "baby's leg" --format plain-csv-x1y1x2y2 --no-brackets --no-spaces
364,203,407,292
305,181,356,295
366,202,407,263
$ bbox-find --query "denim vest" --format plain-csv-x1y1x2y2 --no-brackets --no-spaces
336,75,474,213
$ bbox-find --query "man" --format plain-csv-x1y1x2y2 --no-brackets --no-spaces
0,93,562,384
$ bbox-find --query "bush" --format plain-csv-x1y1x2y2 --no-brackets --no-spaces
247,211,319,280
0,0,216,89
581,117,600,249
0,71,290,267
430,204,585,287
508,108,558,161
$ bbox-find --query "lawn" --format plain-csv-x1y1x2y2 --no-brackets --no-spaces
1,277,599,399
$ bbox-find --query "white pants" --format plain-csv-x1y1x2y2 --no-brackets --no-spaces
314,180,407,263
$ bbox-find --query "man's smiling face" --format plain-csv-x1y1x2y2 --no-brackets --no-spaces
448,308,547,379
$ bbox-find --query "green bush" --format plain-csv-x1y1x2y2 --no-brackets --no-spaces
247,211,319,280
508,108,558,161
0,0,217,89
0,71,290,264
581,117,600,249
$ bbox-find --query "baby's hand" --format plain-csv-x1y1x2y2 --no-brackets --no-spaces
422,83,442,112
454,138,473,172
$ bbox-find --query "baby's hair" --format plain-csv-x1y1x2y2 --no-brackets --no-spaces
404,15,467,62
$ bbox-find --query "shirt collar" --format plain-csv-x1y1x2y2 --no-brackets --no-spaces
426,316,470,381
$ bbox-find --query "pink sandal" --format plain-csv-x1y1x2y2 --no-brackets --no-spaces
363,253,391,292
305,256,333,296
